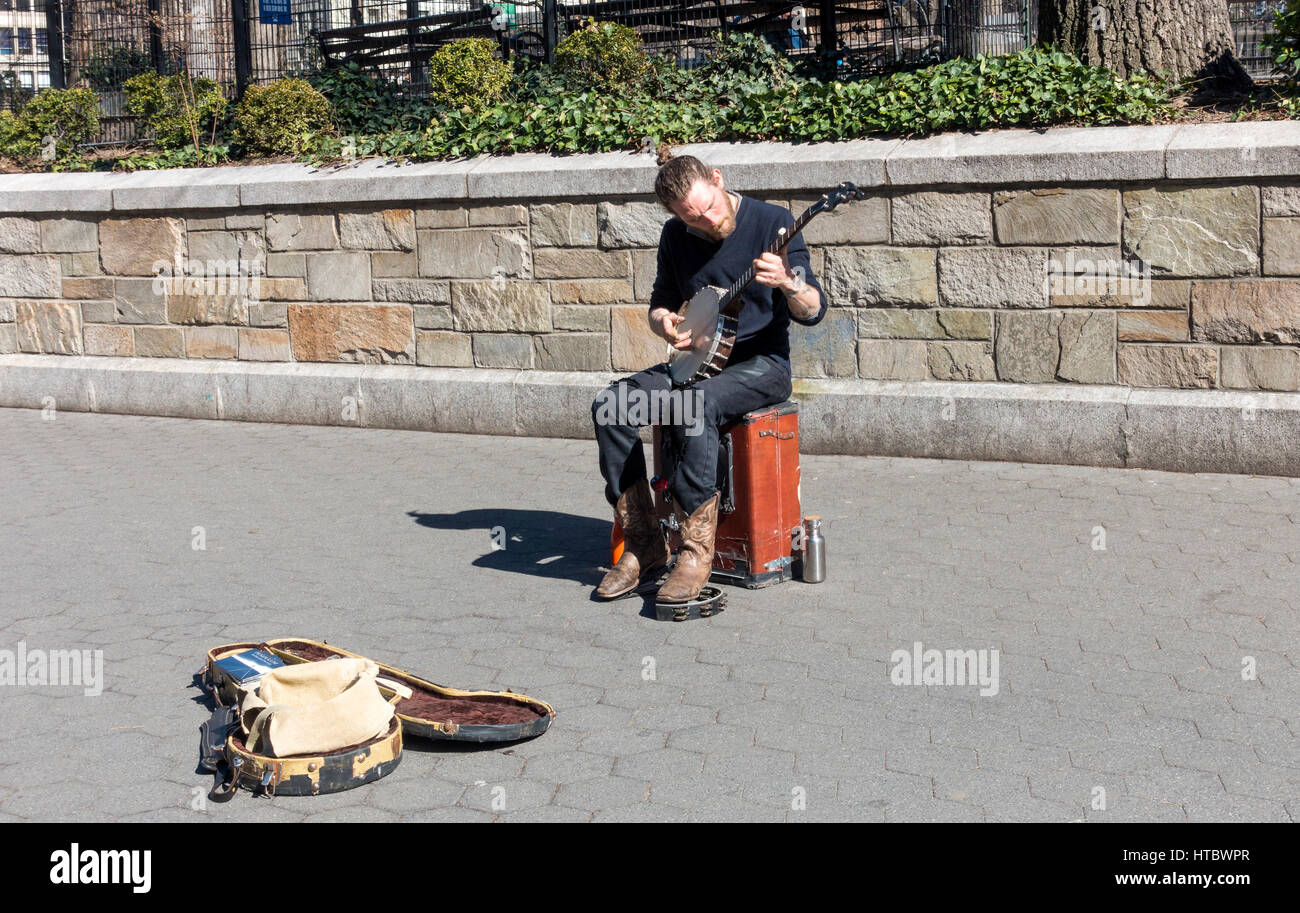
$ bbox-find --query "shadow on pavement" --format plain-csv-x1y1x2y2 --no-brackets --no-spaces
409,508,611,588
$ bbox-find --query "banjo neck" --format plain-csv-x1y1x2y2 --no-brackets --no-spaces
717,203,822,319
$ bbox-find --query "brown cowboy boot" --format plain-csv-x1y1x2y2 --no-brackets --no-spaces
595,479,670,599
656,492,720,604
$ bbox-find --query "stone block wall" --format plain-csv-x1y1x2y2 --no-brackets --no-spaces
2,146,1299,392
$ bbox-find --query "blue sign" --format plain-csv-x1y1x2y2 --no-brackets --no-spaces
261,0,292,25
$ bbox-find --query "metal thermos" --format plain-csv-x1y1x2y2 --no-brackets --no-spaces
802,516,825,583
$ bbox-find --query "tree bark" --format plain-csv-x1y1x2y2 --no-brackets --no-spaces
1039,0,1252,91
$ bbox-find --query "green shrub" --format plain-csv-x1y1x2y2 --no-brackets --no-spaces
81,44,154,92
9,88,100,158
427,38,512,110
554,20,649,91
389,44,1173,161
1263,0,1300,85
112,142,231,171
723,46,1173,142
0,71,33,115
124,71,228,150
230,78,334,156
0,109,25,157
700,30,795,89
879,45,1171,133
306,59,424,135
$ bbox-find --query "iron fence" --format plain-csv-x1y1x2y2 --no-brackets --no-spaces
6,0,1293,146
1229,0,1287,80
41,0,1041,102
43,0,239,141
828,0,1035,79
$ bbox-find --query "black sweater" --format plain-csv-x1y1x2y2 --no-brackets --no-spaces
647,194,827,370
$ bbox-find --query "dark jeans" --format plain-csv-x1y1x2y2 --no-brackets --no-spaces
591,354,793,516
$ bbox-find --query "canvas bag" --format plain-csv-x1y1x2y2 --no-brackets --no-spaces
239,657,398,757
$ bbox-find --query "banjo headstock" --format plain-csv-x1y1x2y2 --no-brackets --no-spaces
808,181,866,217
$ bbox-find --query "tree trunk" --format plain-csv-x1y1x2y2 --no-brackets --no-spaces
1039,0,1252,91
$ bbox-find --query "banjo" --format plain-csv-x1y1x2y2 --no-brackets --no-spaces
666,181,865,387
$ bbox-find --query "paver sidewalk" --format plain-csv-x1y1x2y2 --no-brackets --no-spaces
0,407,1296,822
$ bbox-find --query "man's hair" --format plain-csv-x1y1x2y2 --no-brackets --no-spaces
654,154,713,211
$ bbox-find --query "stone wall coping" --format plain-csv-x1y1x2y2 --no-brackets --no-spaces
2,121,1298,215
3,353,1298,477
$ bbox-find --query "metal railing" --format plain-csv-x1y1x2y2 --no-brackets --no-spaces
1229,0,1287,80
38,0,1041,99
9,0,1293,147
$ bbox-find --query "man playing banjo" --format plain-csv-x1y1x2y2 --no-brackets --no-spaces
590,154,828,605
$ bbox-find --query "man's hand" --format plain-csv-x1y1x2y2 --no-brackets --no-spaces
649,306,694,350
753,251,800,292
753,251,821,320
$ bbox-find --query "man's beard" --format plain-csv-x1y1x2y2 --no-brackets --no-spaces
704,197,737,240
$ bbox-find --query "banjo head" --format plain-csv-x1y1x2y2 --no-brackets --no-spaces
667,285,727,385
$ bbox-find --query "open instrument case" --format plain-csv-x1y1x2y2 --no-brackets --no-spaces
201,638,555,797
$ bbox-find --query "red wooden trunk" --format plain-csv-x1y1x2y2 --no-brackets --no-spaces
652,400,803,588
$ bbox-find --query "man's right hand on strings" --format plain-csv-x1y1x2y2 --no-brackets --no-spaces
650,307,693,350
